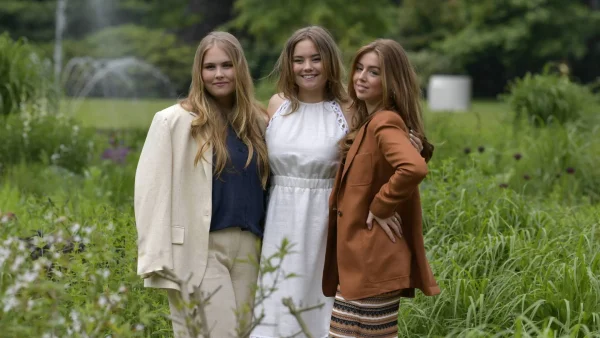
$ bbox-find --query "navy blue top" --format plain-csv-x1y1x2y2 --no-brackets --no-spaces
210,125,266,238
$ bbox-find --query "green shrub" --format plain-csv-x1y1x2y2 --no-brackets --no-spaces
0,33,57,116
503,70,597,125
0,102,97,173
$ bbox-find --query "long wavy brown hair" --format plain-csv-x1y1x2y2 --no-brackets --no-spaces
274,26,347,111
339,39,433,161
180,31,270,187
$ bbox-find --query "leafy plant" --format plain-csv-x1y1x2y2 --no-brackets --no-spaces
503,67,598,125
0,33,56,116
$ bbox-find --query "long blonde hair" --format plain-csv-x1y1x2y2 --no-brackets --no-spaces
340,39,432,161
181,31,270,187
274,26,347,111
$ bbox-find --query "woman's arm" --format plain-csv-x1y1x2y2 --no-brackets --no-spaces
369,111,428,219
134,113,174,278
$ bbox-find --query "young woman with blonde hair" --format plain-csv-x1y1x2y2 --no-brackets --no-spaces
250,27,426,338
322,39,440,338
135,31,269,338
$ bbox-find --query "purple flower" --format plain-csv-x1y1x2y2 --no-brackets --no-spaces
499,183,509,188
101,146,131,164
477,146,485,153
513,153,522,161
464,147,472,154
566,167,575,174
523,174,531,180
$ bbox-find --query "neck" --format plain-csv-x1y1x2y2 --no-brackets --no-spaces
297,88,325,103
215,95,234,115
366,100,382,115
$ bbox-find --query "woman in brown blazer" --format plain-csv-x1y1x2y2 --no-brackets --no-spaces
322,39,440,338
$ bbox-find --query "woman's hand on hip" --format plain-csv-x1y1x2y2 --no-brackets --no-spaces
366,211,403,243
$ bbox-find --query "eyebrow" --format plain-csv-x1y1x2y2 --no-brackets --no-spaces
293,54,321,58
357,62,380,70
203,60,233,66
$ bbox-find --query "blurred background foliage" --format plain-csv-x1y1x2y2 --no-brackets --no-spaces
0,0,598,98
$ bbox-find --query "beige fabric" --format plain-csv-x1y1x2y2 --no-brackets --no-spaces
135,104,214,292
167,228,260,338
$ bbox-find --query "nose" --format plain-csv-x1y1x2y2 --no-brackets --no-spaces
303,60,314,72
357,69,367,82
215,66,224,79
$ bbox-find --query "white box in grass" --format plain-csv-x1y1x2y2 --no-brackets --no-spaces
427,75,472,112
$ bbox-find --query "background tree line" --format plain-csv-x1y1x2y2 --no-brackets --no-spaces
1,0,599,97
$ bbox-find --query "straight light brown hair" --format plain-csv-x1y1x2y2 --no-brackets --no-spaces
340,39,433,161
274,26,348,111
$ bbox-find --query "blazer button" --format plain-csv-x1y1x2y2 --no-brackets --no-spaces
337,210,343,217
332,207,337,211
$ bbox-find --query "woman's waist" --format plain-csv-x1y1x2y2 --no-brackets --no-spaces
271,175,334,189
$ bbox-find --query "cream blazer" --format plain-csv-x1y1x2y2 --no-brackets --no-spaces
134,103,213,292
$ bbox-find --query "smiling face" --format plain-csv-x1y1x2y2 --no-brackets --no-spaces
352,51,383,108
201,45,236,103
292,39,327,96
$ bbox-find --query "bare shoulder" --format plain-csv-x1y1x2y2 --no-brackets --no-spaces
338,100,355,128
267,93,286,118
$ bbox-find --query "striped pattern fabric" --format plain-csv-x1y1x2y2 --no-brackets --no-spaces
329,289,402,338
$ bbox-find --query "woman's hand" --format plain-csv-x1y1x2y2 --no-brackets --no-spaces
366,211,403,243
409,129,424,153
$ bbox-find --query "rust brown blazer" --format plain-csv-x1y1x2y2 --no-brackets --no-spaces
322,110,440,301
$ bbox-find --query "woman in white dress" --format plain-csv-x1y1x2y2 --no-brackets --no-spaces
250,26,424,338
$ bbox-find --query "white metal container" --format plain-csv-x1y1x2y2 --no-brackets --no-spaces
427,75,472,112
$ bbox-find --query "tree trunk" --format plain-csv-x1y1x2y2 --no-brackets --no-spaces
181,0,235,43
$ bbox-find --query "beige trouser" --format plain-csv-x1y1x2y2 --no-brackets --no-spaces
167,227,260,338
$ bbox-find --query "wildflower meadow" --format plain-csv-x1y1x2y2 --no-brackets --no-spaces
1,30,600,338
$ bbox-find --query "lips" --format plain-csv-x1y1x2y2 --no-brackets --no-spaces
301,74,318,80
213,82,229,87
355,83,368,92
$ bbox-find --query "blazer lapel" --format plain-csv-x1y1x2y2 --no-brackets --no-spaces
341,125,367,181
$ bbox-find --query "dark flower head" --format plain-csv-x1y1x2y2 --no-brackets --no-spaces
523,174,531,180
566,167,575,174
478,146,485,153
464,147,472,154
499,183,509,188
513,153,522,160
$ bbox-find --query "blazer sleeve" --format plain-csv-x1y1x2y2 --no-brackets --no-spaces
134,113,174,278
369,111,428,219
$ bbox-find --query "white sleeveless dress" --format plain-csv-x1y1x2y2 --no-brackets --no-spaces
250,100,348,338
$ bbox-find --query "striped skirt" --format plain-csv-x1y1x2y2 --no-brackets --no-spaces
329,289,402,338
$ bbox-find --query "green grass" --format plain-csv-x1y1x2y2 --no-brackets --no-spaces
62,98,178,130
65,97,510,130
3,96,600,337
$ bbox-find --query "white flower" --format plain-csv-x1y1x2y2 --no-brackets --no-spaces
73,235,82,242
118,285,127,293
70,223,81,233
55,216,67,224
98,296,107,307
109,293,121,304
135,324,144,331
21,270,38,283
51,153,60,162
82,226,94,235
44,212,53,221
107,222,115,231
3,296,18,313
11,255,25,272
27,299,35,310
